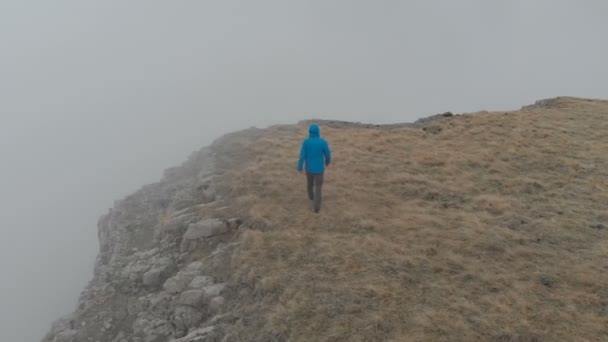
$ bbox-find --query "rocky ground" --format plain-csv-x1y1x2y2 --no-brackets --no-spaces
42,134,258,342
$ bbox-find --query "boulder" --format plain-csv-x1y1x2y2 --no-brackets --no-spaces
189,276,214,289
142,269,163,288
172,306,205,337
52,330,77,342
202,284,226,298
142,257,176,288
164,276,191,295
185,261,204,273
209,296,225,312
172,326,216,342
162,213,196,232
132,317,173,342
183,219,226,240
177,290,206,307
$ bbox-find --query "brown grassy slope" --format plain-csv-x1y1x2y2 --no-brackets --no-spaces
222,97,608,342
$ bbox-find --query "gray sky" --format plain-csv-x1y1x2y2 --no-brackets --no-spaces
0,1,606,341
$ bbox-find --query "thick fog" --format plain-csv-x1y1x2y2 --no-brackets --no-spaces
1,1,607,341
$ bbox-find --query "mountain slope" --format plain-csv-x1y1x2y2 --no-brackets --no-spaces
45,97,608,342
224,97,608,341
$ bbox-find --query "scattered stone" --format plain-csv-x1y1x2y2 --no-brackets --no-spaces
172,306,205,337
177,290,206,307
183,219,226,240
540,276,555,288
52,330,77,342
203,187,217,202
206,312,238,326
226,218,243,229
189,276,214,289
202,283,226,298
522,181,544,194
162,213,196,232
132,317,173,342
505,217,527,231
142,269,163,288
209,296,225,312
186,261,204,273
210,243,230,257
173,326,216,342
422,125,442,134
164,276,191,294
142,257,176,288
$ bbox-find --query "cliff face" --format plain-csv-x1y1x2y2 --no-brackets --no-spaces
43,128,263,342
45,97,608,341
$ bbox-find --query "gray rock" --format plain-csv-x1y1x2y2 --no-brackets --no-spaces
128,296,146,316
209,296,225,312
172,326,215,342
121,259,152,280
156,256,176,269
226,218,243,230
164,262,206,293
112,331,128,342
52,329,78,342
172,306,205,337
164,276,191,294
44,315,78,342
540,276,555,288
147,293,173,317
189,276,214,289
422,125,442,134
203,188,217,202
133,317,173,342
206,312,238,326
162,213,196,232
177,290,206,307
142,268,163,287
185,261,204,273
142,257,176,288
202,283,226,298
183,219,226,240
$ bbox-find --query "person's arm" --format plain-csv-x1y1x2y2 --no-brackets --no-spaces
297,141,307,172
323,140,332,166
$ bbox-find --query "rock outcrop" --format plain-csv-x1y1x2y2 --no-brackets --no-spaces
42,143,244,342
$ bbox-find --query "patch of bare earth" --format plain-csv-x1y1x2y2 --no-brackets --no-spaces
222,97,608,341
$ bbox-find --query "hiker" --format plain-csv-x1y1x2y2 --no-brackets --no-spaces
297,124,331,213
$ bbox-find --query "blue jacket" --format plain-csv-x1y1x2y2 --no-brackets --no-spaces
297,124,331,174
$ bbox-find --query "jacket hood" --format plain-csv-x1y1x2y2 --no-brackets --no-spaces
309,124,320,138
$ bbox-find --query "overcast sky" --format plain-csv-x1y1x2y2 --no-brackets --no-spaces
1,1,607,341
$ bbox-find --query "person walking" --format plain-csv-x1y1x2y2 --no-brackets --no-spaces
297,124,331,213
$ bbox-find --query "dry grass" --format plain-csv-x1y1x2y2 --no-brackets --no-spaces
221,97,608,341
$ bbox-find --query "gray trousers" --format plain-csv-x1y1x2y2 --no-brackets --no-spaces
306,173,324,212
